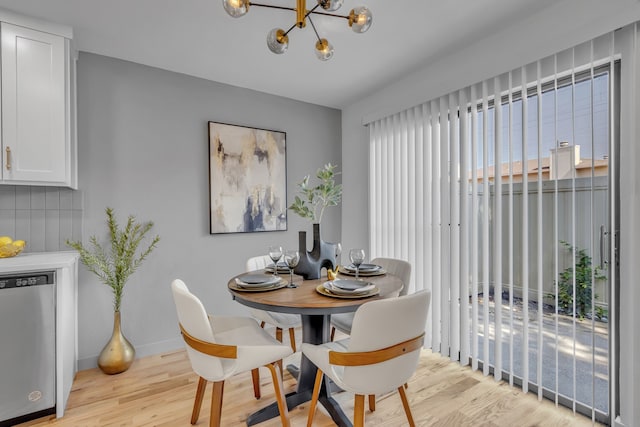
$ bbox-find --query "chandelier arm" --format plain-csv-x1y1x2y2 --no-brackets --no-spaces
248,2,347,21
284,2,321,37
304,3,321,19
282,22,299,37
307,15,322,43
309,10,349,20
249,2,296,12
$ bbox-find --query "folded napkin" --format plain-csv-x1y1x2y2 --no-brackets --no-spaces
328,282,375,294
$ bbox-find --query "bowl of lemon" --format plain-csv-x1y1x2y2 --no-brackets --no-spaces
0,236,26,258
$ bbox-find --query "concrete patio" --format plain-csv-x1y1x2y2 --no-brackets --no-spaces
474,293,608,417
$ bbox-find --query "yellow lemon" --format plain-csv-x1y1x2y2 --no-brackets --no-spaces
0,236,13,246
0,246,15,257
12,240,25,249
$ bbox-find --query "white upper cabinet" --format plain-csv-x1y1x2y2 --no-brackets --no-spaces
0,18,76,188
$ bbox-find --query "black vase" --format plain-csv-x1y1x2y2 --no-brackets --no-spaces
294,223,339,280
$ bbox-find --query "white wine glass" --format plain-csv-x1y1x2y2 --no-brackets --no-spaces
349,248,365,279
268,245,283,277
284,250,300,288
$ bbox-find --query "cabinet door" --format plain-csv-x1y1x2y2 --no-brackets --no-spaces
1,23,67,184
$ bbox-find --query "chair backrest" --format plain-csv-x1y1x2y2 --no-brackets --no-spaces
171,279,224,379
371,257,412,296
246,255,273,271
343,290,430,393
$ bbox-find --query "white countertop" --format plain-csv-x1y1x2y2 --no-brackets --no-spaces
0,251,79,273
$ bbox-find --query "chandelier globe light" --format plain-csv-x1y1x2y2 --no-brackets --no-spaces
222,0,372,60
222,0,250,17
315,38,334,61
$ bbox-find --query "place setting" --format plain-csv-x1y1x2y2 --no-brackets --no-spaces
264,262,290,274
263,245,289,274
316,248,380,299
230,273,288,292
337,248,386,278
316,278,380,299
232,246,301,292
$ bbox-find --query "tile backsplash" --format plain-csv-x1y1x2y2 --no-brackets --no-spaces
0,186,83,253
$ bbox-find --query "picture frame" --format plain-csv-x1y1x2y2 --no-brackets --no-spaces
208,121,287,234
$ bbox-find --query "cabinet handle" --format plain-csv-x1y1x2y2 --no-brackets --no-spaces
5,147,10,170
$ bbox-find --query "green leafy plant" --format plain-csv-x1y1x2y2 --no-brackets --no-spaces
67,207,160,312
549,241,605,319
288,163,342,224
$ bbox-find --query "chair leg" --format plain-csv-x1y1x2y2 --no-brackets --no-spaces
260,321,266,328
191,376,207,425
330,326,336,342
288,327,297,352
354,394,365,427
404,382,408,389
368,394,376,412
251,368,261,399
275,328,284,376
397,386,415,427
307,369,324,427
209,381,225,427
266,362,290,427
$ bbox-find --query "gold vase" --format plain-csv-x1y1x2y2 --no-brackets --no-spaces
98,311,135,375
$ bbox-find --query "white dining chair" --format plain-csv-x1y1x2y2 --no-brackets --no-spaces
246,255,301,352
331,257,412,340
171,279,292,427
303,290,430,427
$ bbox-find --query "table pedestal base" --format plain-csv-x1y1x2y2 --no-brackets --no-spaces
246,314,352,427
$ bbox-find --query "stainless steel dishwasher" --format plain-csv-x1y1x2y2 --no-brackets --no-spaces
0,270,56,427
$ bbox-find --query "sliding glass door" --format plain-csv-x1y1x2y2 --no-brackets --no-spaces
368,39,620,424
465,64,616,423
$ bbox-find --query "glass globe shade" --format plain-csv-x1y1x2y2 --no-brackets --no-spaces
222,0,249,17
267,28,289,54
349,6,372,33
315,39,334,61
317,0,343,12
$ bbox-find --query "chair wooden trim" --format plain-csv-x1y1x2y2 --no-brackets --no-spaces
307,333,424,427
179,324,290,426
179,324,238,359
265,322,298,353
328,333,424,366
288,327,297,353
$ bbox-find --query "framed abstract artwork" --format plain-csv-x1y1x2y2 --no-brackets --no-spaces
208,121,287,234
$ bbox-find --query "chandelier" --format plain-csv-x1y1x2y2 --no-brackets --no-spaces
222,0,372,61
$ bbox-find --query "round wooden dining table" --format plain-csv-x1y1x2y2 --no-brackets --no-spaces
227,271,403,427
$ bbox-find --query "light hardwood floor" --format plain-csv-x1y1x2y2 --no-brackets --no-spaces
19,340,600,427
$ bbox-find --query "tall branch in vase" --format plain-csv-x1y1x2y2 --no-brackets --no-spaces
288,163,342,279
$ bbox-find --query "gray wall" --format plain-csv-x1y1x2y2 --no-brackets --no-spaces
75,52,341,368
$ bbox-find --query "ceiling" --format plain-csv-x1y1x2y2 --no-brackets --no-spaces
0,0,560,109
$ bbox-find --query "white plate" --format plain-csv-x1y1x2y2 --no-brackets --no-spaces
236,274,281,288
229,280,287,292
343,263,381,272
264,263,291,273
316,284,379,299
323,281,375,295
337,266,386,277
330,279,372,291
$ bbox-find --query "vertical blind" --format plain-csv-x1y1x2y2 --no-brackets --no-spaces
367,25,633,423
